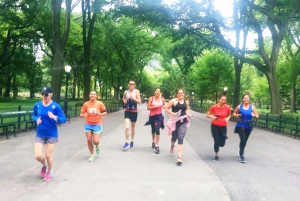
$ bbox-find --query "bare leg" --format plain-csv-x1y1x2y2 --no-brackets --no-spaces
155,135,160,146
152,133,155,142
131,122,136,140
124,119,130,142
178,144,183,159
35,142,46,165
45,143,55,172
93,133,100,147
86,132,94,155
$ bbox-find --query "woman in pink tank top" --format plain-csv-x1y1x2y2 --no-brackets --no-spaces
147,88,165,154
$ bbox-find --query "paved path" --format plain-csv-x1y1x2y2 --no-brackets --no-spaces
0,104,299,201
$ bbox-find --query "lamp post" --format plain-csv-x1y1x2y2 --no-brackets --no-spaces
191,92,194,103
64,65,72,115
119,86,123,100
224,86,228,95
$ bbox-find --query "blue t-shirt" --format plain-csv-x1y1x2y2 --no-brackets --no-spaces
236,104,253,130
32,101,66,138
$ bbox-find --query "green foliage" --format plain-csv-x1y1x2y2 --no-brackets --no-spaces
188,49,234,103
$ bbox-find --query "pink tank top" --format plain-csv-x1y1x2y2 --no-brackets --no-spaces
150,97,163,116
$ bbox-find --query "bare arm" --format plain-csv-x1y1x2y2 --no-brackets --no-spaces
165,99,178,117
134,90,142,104
233,105,241,118
122,91,127,106
252,106,259,118
206,108,218,120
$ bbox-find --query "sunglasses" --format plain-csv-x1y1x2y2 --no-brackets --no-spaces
41,93,49,97
129,83,135,85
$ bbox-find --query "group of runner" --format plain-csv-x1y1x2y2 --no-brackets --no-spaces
32,80,259,182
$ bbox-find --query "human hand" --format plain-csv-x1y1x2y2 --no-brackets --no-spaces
48,111,57,121
37,116,42,125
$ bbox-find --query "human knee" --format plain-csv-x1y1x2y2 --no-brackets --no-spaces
45,152,52,159
35,154,43,161
93,139,99,144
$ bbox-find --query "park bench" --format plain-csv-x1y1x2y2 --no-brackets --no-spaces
284,117,300,138
0,111,35,139
258,114,281,130
256,113,267,128
271,116,294,134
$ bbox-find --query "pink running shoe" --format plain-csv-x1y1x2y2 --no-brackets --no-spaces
43,171,53,182
40,165,47,177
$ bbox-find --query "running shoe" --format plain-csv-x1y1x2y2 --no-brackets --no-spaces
96,145,101,154
170,145,175,154
130,141,134,148
88,155,95,162
152,142,155,149
123,142,129,150
213,156,219,162
239,155,245,163
177,157,182,165
43,171,53,182
40,165,47,177
155,146,160,154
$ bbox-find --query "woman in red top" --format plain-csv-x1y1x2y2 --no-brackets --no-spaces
80,90,107,162
206,94,231,162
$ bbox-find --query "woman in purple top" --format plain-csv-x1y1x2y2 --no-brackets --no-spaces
32,87,66,181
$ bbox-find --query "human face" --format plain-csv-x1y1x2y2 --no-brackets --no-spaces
41,93,52,102
243,95,250,104
177,90,184,100
89,91,97,100
218,96,227,106
154,89,161,97
128,81,136,89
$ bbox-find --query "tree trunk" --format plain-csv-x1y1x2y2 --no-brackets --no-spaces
12,74,17,99
82,0,97,101
290,83,297,113
265,68,283,114
51,0,72,102
233,57,242,108
4,74,12,97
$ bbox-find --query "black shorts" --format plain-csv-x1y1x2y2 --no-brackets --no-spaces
124,111,138,122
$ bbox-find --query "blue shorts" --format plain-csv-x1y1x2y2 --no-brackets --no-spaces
84,124,102,134
35,137,58,144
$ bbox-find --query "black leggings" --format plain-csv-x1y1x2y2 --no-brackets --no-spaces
236,127,251,156
211,124,226,153
151,120,161,135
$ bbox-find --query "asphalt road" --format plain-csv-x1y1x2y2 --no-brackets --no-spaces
0,104,299,201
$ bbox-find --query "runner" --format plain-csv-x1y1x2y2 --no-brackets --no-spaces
33,87,66,181
145,88,165,154
80,90,107,162
206,94,231,162
165,89,191,165
122,80,141,150
233,94,259,163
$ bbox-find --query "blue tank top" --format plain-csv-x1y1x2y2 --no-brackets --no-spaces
236,104,253,129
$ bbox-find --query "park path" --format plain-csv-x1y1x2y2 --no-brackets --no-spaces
0,104,300,201
0,104,230,201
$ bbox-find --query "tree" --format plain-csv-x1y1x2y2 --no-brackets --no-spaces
188,49,234,104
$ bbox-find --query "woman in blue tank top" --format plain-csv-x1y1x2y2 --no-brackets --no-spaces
233,94,259,163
